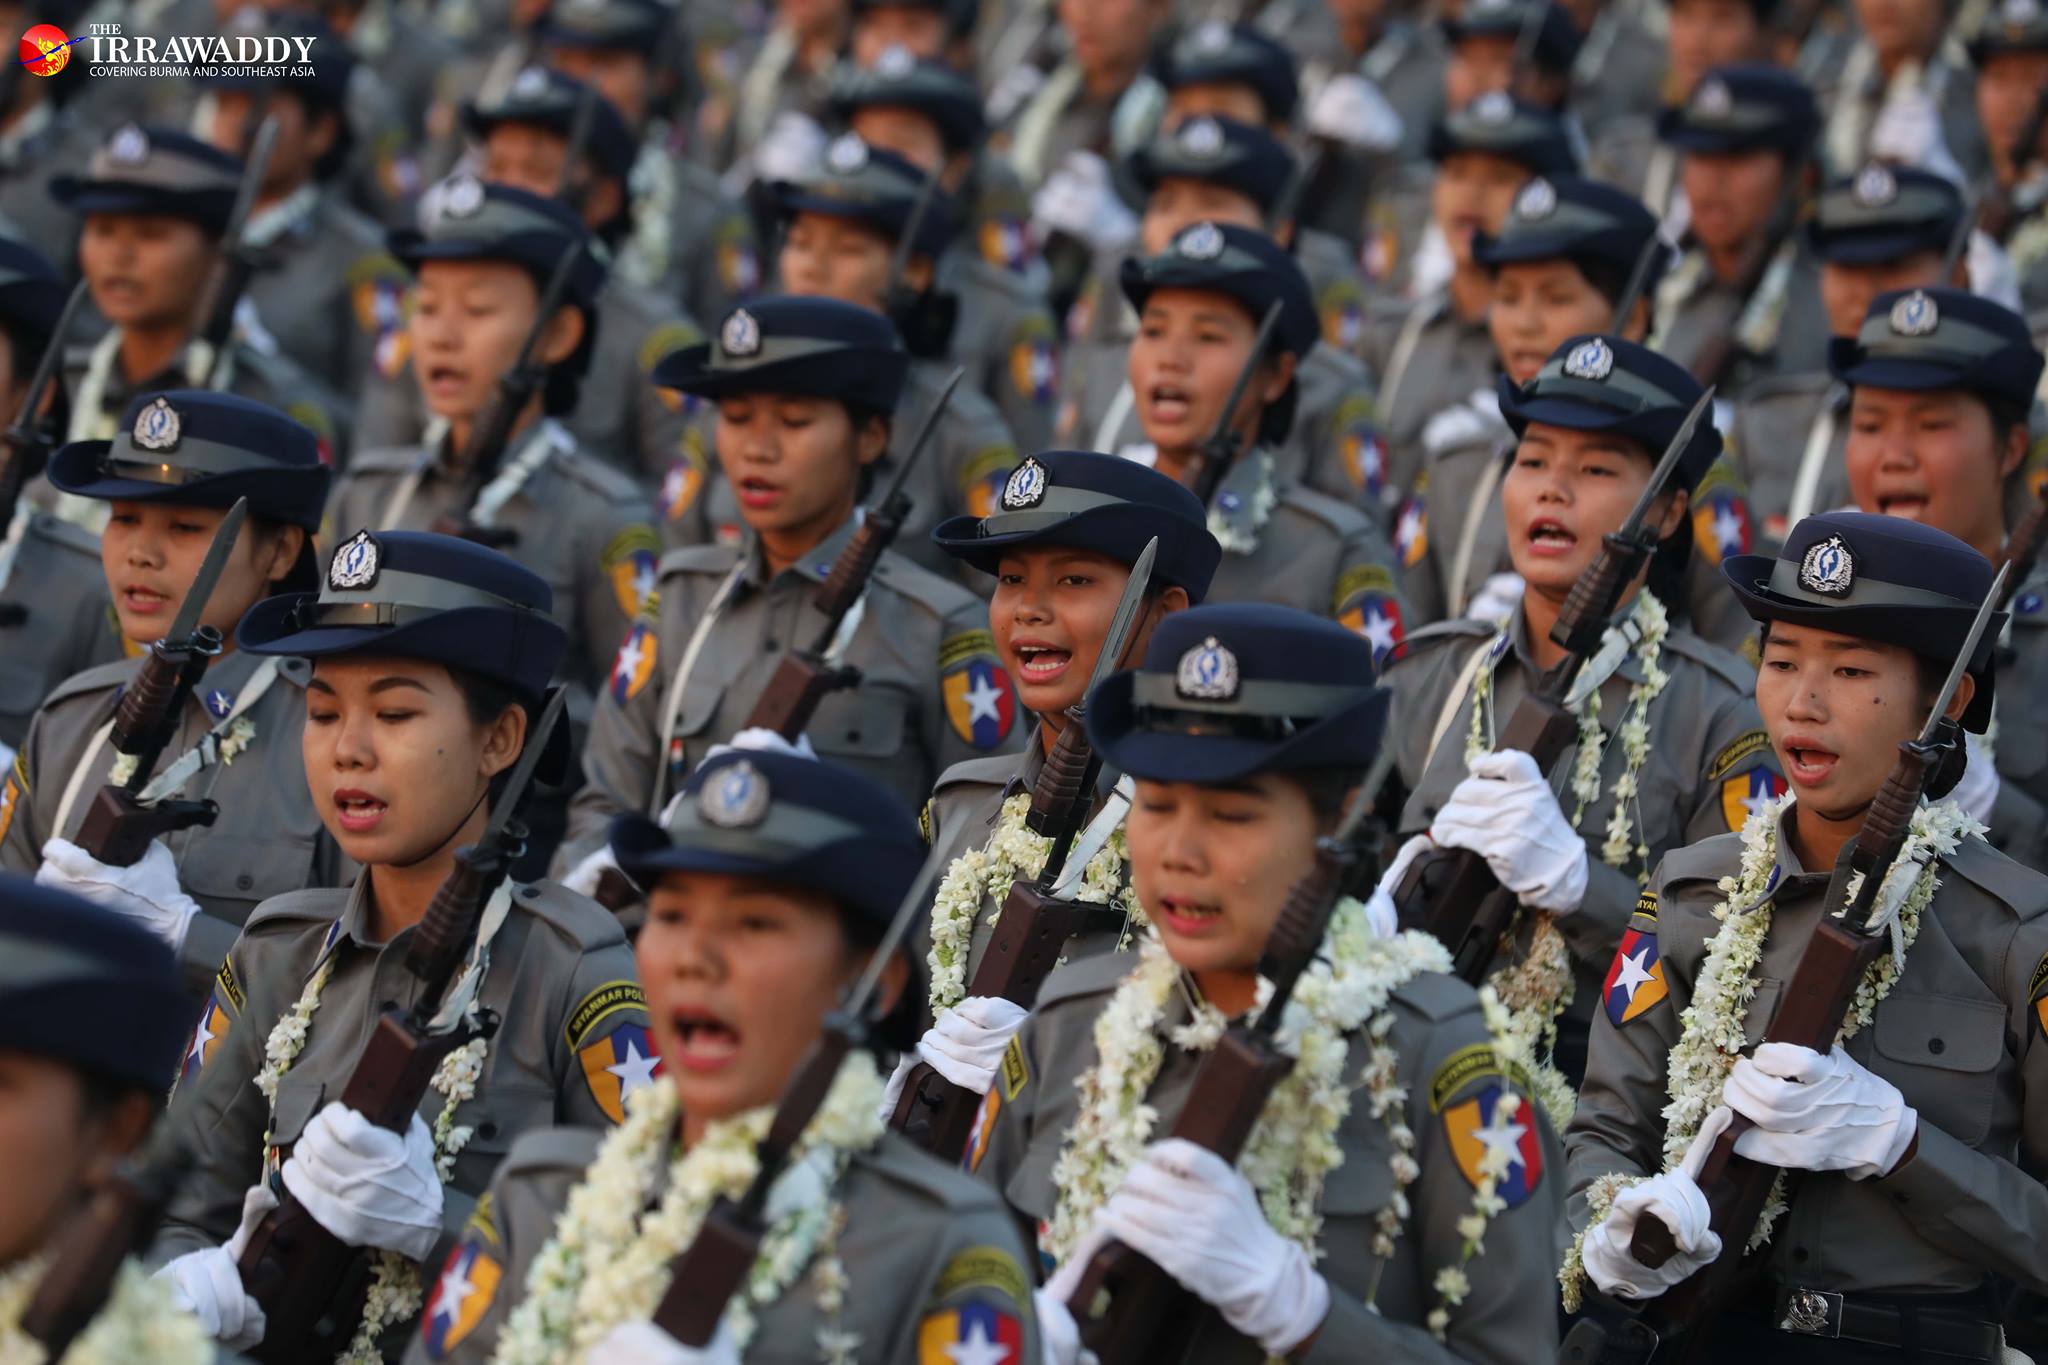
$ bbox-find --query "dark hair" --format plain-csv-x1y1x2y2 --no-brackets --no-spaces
1987,393,2030,456
77,1067,159,1120
1284,764,1365,831
449,666,537,804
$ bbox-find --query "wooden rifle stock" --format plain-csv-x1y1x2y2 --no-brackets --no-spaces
74,625,226,866
2000,495,2047,610
20,1135,192,1357
742,511,894,739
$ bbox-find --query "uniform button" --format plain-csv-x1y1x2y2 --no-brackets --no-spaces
478,1121,499,1140
520,886,540,900
236,873,254,891
847,731,862,744
1792,1246,1809,1263
764,638,779,651
1422,806,1438,821
380,999,398,1013
1928,1037,1945,1055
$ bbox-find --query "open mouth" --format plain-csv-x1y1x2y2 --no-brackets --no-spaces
1012,641,1073,683
735,475,783,510
1156,894,1225,936
671,1006,742,1072
1875,491,1929,519
121,584,172,615
332,787,389,833
1782,739,1839,786
1525,517,1578,555
1147,382,1193,426
424,364,467,395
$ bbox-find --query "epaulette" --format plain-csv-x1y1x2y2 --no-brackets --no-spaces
657,541,743,579
343,443,421,474
243,886,351,933
1655,831,1744,890
1660,628,1759,692
855,1131,1019,1213
547,444,648,506
931,752,1027,798
1737,369,1832,406
948,251,1045,303
1390,617,1496,656
1035,950,1140,1011
1941,835,2048,921
1389,961,1482,1024
513,881,632,950
37,656,137,710
869,548,983,625
26,510,102,560
1272,481,1374,539
498,1125,607,1181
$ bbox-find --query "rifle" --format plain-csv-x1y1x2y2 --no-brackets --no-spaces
237,688,568,1361
193,115,281,390
1596,565,2006,1365
429,239,586,547
554,80,599,211
1190,300,1284,509
0,276,91,621
650,838,953,1345
1394,389,1711,982
1064,770,1382,1362
1981,83,2048,243
1610,233,1665,335
888,538,1159,1159
73,498,249,866
882,162,945,322
2001,487,2047,612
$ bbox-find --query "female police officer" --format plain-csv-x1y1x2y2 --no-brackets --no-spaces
406,748,1040,1364
150,531,649,1362
974,603,1563,1363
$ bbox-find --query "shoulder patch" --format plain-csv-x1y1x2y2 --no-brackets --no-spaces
179,989,233,1084
1006,314,1058,408
714,211,760,294
1633,888,1658,927
1691,477,1753,563
564,979,646,1051
960,443,1022,519
999,1033,1028,1102
420,1221,504,1359
935,1244,1030,1306
660,450,707,522
602,524,662,618
1603,924,1668,1025
1334,392,1387,498
1721,767,1788,832
1318,277,1366,351
215,953,246,1013
2030,949,2048,1002
640,320,703,414
940,629,1016,750
1706,729,1772,781
918,798,934,846
0,752,23,846
609,620,659,704
1334,562,1406,667
1394,482,1427,568
1429,1043,1524,1112
1441,1079,1544,1207
577,1019,662,1126
979,215,1035,274
918,1303,1025,1365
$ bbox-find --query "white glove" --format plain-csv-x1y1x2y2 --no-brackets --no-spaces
1031,151,1138,251
1948,731,2001,827
1097,1139,1329,1356
1464,572,1525,628
704,727,818,762
1868,87,1963,183
561,842,620,898
1035,1284,1099,1365
1305,72,1403,152
280,1103,445,1262
1367,833,1436,939
1581,1107,1728,1299
915,996,1031,1095
1429,749,1588,914
1725,1041,1917,1181
156,1183,275,1349
588,1320,740,1365
987,62,1045,126
753,110,826,184
36,836,201,952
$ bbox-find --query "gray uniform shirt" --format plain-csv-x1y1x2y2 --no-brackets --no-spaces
553,516,1023,875
403,1125,1042,1365
0,649,342,992
1357,294,1500,505
1566,816,2048,1295
156,874,650,1360
0,511,126,751
237,184,400,415
974,950,1566,1364
1649,244,1829,403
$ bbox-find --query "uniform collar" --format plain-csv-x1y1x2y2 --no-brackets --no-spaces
241,183,324,253
1749,802,1837,910
741,509,862,591
1505,601,1651,686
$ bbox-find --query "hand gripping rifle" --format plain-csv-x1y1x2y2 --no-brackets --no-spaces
888,538,1159,1159
428,241,586,549
1065,782,1381,1363
0,276,90,626
237,688,567,1361
1603,568,2005,1364
73,498,248,866
650,840,953,1345
194,115,282,390
1190,300,1284,510
1393,388,1712,982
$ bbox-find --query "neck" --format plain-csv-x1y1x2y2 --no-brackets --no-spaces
1524,575,1645,672
1194,966,1260,1018
1788,797,1861,876
1703,236,1764,288
757,494,856,579
118,323,191,387
1448,262,1492,322
1037,712,1067,756
253,177,310,215
1082,58,1142,102
364,796,491,942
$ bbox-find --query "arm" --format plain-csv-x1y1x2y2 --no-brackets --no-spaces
989,308,1060,455
552,614,666,878
899,1199,1044,1365
582,510,662,689
0,734,39,874
928,608,1026,783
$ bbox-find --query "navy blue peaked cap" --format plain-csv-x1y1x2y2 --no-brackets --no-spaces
930,450,1223,599
653,294,909,411
1119,221,1319,359
535,0,669,50
610,748,926,932
1658,64,1818,156
50,124,241,234
464,66,639,184
1088,603,1389,783
239,529,569,705
1828,287,2044,410
769,133,960,258
1129,115,1294,220
830,52,986,154
1806,164,1965,265
1427,93,1579,177
388,175,608,313
0,876,187,1091
48,389,331,529
1497,335,1724,492
1152,21,1300,120
1441,0,1583,72
1723,511,2002,730
1474,175,1671,290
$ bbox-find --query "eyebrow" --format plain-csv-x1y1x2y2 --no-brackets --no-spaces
1764,630,1884,654
304,675,433,697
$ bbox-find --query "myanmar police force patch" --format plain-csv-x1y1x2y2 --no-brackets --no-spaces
940,629,1016,750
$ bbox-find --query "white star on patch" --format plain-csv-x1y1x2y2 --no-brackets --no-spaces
1395,504,1424,555
1610,946,1656,1003
1712,504,1744,554
1362,607,1399,657
1472,1107,1530,1174
1742,783,1775,820
963,674,1004,723
944,1320,1014,1365
614,634,645,680
186,1014,216,1069
606,1037,662,1101
632,560,658,602
433,1258,477,1325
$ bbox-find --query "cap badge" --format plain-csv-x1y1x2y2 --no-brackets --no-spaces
1889,289,1938,336
1563,336,1614,380
1469,90,1513,125
510,66,550,100
132,396,182,452
873,43,916,78
438,174,486,221
1176,635,1241,702
1001,456,1049,510
826,132,869,173
106,123,150,166
700,758,771,828
1851,162,1897,207
1177,220,1225,260
1179,116,1225,159
1192,19,1232,52
721,307,762,358
1799,534,1855,597
329,530,382,592
1514,177,1557,221
1693,76,1733,119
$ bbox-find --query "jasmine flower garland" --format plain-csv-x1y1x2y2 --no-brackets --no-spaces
491,1060,885,1365
1558,794,1977,1311
1206,450,1278,556
926,793,1141,1016
0,1253,212,1365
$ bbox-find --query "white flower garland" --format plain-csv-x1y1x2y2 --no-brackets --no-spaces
254,953,491,1363
0,1253,212,1365
619,125,679,291
491,1060,885,1365
1207,450,1278,556
1558,794,1980,1310
926,793,1142,1016
1042,902,1461,1303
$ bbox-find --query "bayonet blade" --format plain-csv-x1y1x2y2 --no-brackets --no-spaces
13,280,89,436
1609,234,1663,333
1619,383,1714,542
480,685,568,848
1082,537,1158,701
1919,563,2008,746
873,365,963,510
163,497,248,645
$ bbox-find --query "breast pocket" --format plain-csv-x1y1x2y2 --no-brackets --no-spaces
1742,977,1784,1049
810,684,911,760
182,833,317,917
443,1084,557,1195
1871,993,2005,1147
267,1073,327,1160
